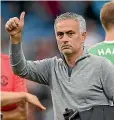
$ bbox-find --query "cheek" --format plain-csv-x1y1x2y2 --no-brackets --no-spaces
57,38,62,44
71,37,81,48
75,34,80,40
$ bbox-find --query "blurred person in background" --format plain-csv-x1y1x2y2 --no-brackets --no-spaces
5,11,114,120
89,1,114,64
85,19,103,47
1,53,27,120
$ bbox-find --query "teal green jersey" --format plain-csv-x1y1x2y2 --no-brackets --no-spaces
89,41,114,64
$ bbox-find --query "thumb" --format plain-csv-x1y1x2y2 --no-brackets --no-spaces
20,11,25,25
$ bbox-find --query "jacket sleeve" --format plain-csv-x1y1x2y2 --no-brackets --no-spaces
10,42,52,86
100,58,114,101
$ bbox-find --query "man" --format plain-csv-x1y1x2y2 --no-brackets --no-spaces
89,1,114,64
5,12,114,120
1,53,28,120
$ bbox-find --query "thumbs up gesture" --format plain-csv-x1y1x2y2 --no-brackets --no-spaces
5,12,25,44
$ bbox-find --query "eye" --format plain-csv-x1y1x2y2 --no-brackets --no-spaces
57,32,64,39
67,32,74,37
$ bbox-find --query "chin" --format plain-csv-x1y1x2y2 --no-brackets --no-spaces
62,50,72,55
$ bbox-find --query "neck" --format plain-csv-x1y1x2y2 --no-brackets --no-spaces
105,29,114,41
64,48,83,67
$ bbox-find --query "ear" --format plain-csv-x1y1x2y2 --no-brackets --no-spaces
81,32,87,42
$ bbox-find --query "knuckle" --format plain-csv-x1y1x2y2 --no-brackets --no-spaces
14,17,19,22
14,17,18,19
7,21,11,26
5,24,9,29
9,18,13,23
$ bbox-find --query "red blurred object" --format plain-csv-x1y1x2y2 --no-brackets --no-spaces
1,104,17,111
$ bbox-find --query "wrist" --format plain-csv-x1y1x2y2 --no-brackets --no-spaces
10,33,21,44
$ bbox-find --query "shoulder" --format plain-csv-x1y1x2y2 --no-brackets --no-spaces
89,54,114,69
89,54,107,65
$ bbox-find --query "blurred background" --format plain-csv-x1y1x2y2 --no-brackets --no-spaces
1,1,110,120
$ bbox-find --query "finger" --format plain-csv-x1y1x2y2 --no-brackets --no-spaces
37,103,46,111
41,106,46,111
13,17,20,22
9,18,17,29
36,105,46,111
20,11,25,25
5,22,12,31
5,24,12,31
13,17,19,26
7,21,14,30
14,20,19,27
35,100,46,111
12,21,18,28
9,18,18,28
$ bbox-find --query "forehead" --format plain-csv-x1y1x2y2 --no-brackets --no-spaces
55,19,79,32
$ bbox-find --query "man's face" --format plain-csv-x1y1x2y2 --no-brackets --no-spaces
55,19,86,56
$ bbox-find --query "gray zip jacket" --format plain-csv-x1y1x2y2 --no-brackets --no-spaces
10,43,114,120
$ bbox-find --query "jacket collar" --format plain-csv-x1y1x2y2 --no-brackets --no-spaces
60,46,90,66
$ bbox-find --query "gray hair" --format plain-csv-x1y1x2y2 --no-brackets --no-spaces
54,12,86,33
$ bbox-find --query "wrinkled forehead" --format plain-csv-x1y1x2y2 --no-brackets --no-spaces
55,19,80,32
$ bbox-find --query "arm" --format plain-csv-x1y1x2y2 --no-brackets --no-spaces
1,92,46,109
10,44,51,85
1,92,25,107
6,12,51,85
100,58,114,101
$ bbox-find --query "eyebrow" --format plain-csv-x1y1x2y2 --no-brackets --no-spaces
66,30,74,34
57,31,63,33
57,30,74,33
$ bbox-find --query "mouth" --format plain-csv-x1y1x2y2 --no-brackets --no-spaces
61,45,71,49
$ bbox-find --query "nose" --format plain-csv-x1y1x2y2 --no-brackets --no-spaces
62,34,69,43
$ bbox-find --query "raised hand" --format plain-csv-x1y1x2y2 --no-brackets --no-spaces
5,12,25,44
